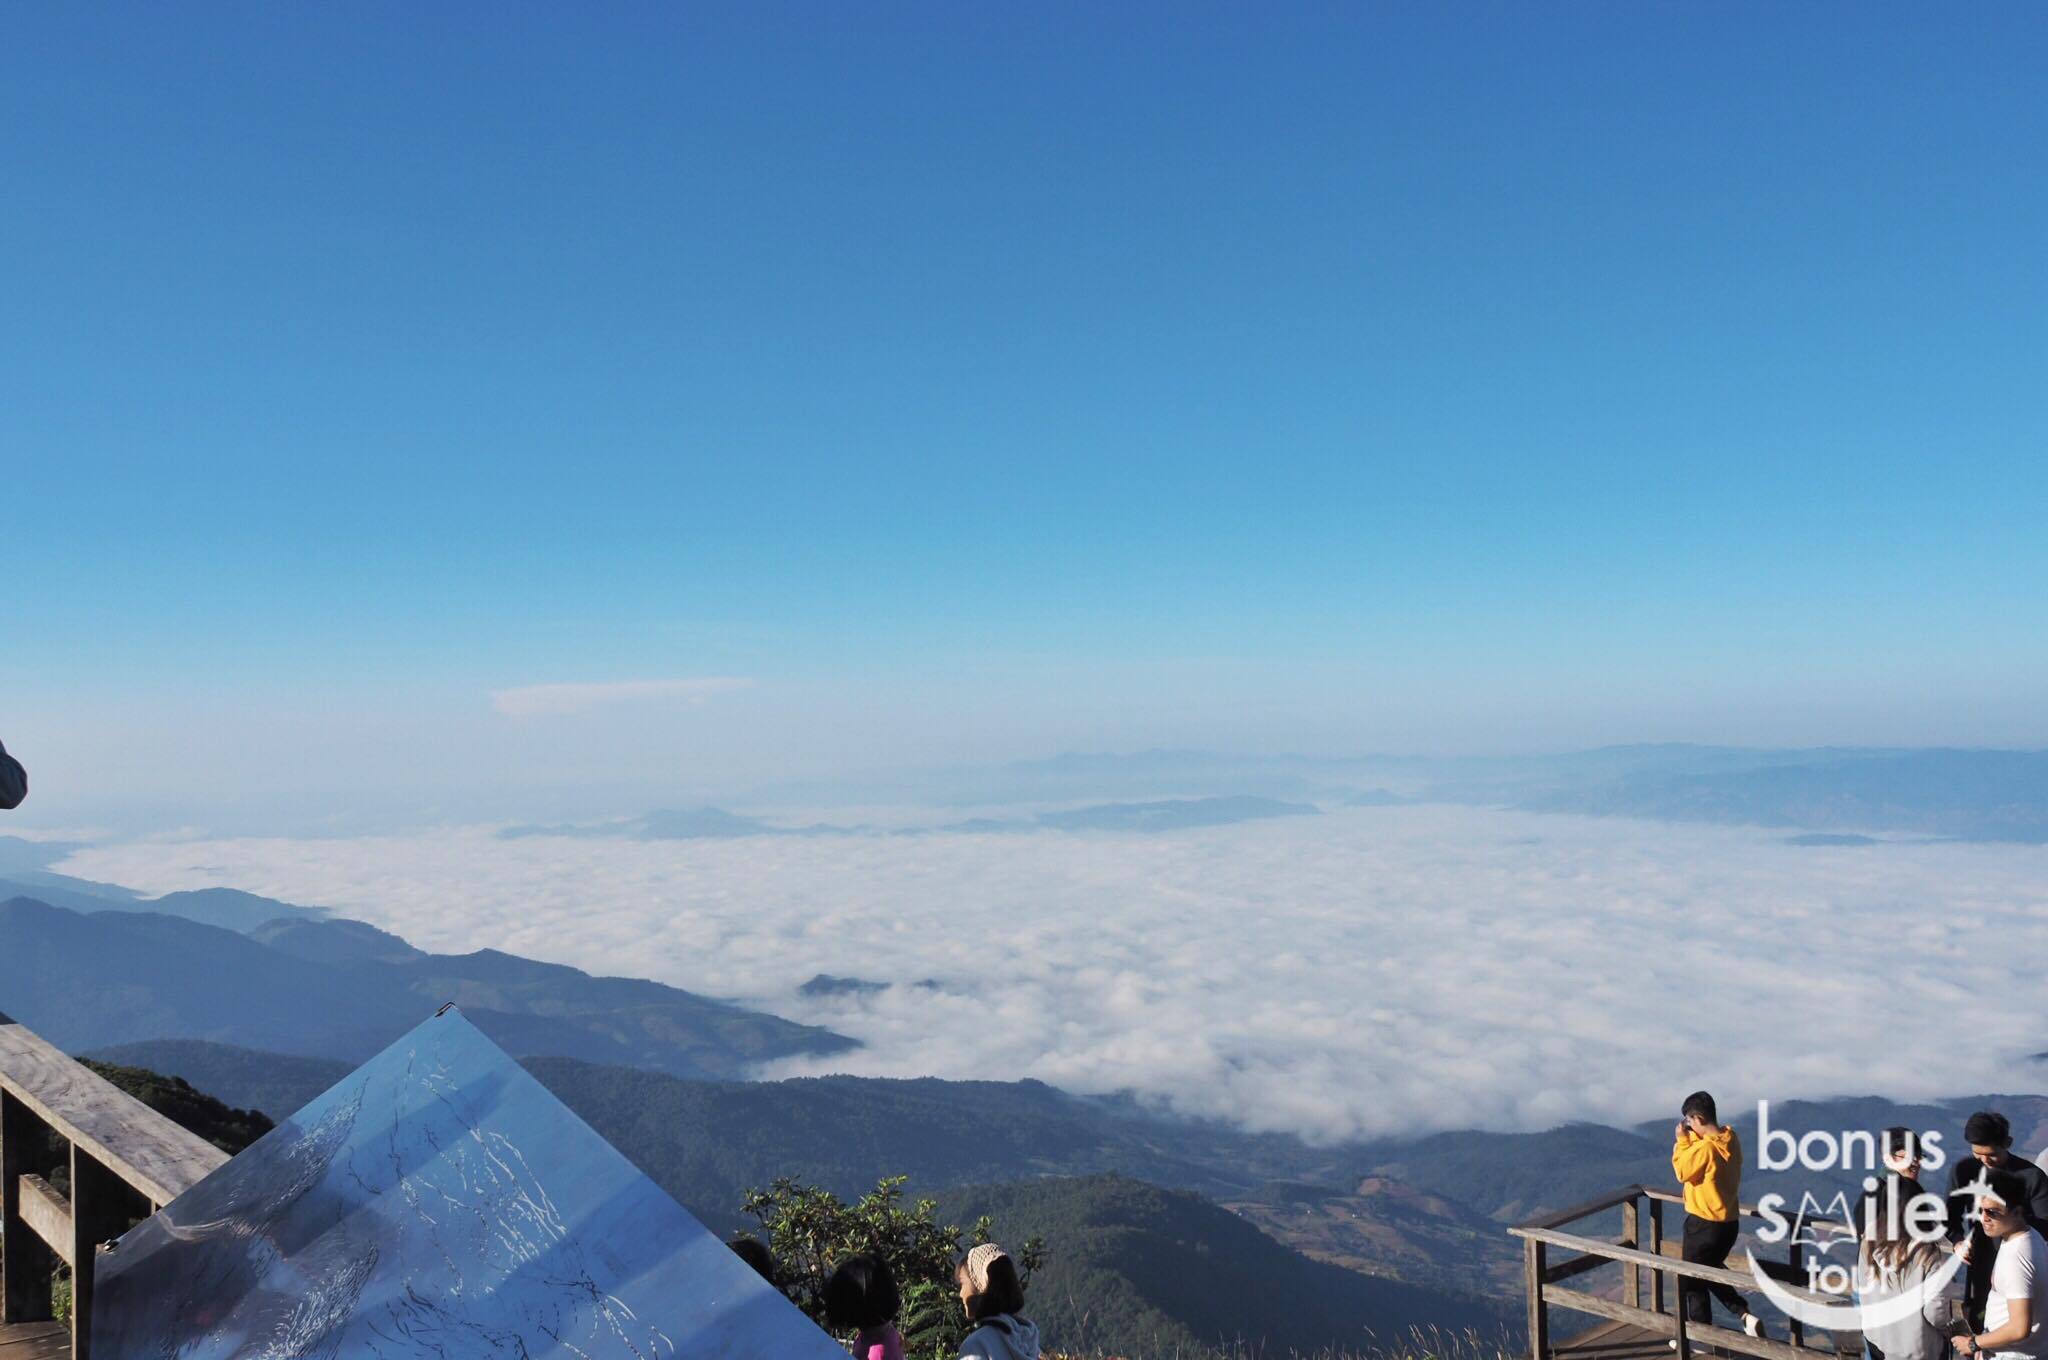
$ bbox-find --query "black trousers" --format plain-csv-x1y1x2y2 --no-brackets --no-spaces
1962,1226,1995,1332
1681,1213,1752,1324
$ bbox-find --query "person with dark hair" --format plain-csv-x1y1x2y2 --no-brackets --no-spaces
1862,1128,1938,1241
1673,1091,1767,1343
0,739,24,810
956,1243,1039,1360
1950,1174,2045,1360
728,1235,778,1286
1951,1113,2048,1330
826,1254,905,1360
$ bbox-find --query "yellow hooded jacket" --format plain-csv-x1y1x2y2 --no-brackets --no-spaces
1673,1125,1742,1222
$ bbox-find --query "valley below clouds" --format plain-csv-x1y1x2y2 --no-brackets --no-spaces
60,806,2048,1144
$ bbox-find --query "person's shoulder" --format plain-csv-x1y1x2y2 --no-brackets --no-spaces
1998,1231,2044,1275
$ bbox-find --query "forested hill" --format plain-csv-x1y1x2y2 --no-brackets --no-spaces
933,1175,1513,1358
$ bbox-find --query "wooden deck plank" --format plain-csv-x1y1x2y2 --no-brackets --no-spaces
0,1320,70,1357
0,1022,227,1207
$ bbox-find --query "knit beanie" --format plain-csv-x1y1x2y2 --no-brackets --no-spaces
961,1242,1010,1295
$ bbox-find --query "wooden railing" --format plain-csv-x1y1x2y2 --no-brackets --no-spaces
1512,1184,1860,1360
0,1011,229,1358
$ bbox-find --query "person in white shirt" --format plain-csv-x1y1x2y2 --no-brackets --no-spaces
1954,1181,2046,1360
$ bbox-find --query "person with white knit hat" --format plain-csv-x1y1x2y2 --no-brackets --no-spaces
956,1242,1040,1360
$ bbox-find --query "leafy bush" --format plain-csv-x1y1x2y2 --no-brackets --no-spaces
742,1174,1043,1357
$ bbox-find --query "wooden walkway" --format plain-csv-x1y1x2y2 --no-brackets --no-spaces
0,1322,69,1358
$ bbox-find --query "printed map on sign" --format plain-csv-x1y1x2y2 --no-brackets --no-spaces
90,1009,845,1359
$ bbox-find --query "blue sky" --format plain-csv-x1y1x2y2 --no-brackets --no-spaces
6,3,2046,819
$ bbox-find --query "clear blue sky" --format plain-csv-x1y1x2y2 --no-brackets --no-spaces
6,3,2046,820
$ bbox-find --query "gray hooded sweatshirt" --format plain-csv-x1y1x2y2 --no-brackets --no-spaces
957,1315,1040,1360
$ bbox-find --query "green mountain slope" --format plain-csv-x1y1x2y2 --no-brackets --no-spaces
932,1175,1515,1358
87,1040,355,1121
77,1058,276,1156
518,1055,1356,1225
1223,1178,1522,1300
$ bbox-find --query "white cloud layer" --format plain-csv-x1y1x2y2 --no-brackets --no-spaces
59,808,2048,1144
490,677,753,718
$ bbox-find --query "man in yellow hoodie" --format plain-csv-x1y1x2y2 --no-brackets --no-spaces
1673,1091,1766,1342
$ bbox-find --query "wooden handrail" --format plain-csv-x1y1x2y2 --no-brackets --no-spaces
1511,1185,1866,1360
1544,1237,1630,1284
1510,1224,1845,1305
1639,1186,1856,1240
0,1015,236,1358
0,1020,226,1208
1523,1184,1648,1230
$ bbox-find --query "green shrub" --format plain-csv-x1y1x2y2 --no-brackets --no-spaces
742,1174,1043,1357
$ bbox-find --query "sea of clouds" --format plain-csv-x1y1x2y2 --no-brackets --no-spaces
59,806,2048,1144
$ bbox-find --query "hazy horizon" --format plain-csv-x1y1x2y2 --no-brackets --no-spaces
8,736,2048,840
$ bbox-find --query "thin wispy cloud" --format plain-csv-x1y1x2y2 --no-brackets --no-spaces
490,677,754,718
61,808,2048,1144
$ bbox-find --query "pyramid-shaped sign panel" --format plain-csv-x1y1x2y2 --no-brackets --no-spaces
91,1008,850,1358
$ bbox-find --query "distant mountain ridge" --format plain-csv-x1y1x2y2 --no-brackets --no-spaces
0,895,853,1078
498,795,1322,841
0,870,328,930
500,806,863,840
892,745,2048,842
1520,748,2048,842
943,795,1320,834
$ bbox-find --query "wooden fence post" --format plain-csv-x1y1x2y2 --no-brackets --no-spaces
1787,1239,1805,1350
0,1091,55,1324
1650,1198,1666,1315
1623,1195,1642,1309
70,1146,130,1360
1525,1237,1550,1360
